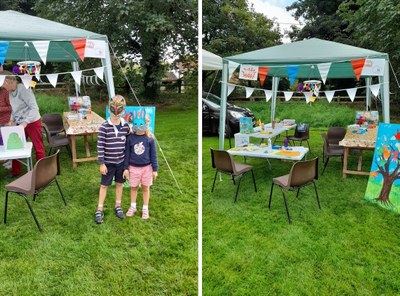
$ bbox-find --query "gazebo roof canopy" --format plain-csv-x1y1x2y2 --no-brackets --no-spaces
0,10,107,62
225,38,388,78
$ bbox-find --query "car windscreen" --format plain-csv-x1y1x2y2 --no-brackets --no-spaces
203,93,221,105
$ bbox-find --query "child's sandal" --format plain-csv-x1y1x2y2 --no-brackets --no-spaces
126,207,137,217
114,206,124,220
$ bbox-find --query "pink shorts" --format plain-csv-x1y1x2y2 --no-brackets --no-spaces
128,165,153,187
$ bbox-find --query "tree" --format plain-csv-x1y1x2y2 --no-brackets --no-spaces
202,0,281,57
286,0,351,44
370,132,400,205
34,0,197,100
202,0,281,94
338,0,400,99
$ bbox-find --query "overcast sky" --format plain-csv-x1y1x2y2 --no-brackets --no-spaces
248,0,301,42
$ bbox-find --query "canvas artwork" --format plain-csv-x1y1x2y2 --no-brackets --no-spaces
68,96,91,112
234,133,250,147
239,117,254,134
106,106,156,134
355,111,379,126
0,126,26,150
364,123,400,213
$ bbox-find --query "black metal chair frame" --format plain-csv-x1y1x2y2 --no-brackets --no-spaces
4,151,67,232
268,158,321,223
211,149,257,202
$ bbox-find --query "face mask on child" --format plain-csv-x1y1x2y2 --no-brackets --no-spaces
109,95,126,117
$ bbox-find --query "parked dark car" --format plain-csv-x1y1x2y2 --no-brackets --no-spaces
202,92,256,137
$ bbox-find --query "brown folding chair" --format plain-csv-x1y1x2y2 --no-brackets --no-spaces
42,122,72,157
321,133,344,175
287,123,311,152
327,127,346,148
4,150,67,232
268,157,320,223
211,148,257,202
42,113,66,136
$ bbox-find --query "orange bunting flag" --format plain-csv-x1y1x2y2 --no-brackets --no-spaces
350,58,366,80
71,39,87,61
258,66,270,86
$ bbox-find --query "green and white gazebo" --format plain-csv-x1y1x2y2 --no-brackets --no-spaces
219,38,390,149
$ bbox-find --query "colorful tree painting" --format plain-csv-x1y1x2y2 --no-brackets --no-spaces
365,123,400,213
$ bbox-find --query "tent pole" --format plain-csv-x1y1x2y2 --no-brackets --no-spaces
365,76,371,111
71,62,80,97
271,76,279,122
219,59,229,150
381,59,390,123
102,40,116,98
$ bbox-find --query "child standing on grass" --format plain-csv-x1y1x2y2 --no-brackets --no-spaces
94,95,130,224
123,110,158,219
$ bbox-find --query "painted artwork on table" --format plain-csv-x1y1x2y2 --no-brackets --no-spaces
0,126,26,150
106,106,156,134
364,123,400,213
355,111,379,126
239,117,253,134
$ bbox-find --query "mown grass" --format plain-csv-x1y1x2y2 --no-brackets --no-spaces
203,99,400,295
0,92,198,295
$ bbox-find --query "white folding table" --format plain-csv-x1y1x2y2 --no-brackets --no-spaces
0,142,33,171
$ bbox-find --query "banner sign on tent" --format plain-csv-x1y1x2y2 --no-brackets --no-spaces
239,65,259,80
364,123,400,214
84,39,106,59
361,59,385,76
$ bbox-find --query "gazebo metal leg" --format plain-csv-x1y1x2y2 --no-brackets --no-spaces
251,170,257,192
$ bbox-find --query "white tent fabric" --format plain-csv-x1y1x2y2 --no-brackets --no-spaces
0,10,115,97
202,49,222,71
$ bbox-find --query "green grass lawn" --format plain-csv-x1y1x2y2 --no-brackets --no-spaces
0,93,198,295
203,100,400,295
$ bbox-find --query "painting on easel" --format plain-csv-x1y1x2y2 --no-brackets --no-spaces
364,123,400,213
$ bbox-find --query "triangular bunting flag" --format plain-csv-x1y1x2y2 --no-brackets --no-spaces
21,75,32,89
350,58,366,80
370,84,380,97
0,75,5,87
71,39,86,62
264,90,272,102
228,61,239,79
258,66,270,86
93,67,104,81
46,74,59,88
283,91,293,101
227,84,235,96
346,87,357,102
317,63,331,84
32,41,50,65
303,91,313,103
0,41,9,65
324,90,335,103
245,87,255,98
287,65,299,85
71,71,82,86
